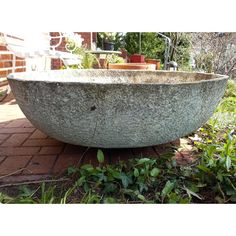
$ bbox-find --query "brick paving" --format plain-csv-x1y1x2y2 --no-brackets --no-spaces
0,92,180,183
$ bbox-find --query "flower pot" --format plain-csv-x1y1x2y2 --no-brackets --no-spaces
108,63,156,70
130,54,145,63
145,59,161,70
103,42,115,51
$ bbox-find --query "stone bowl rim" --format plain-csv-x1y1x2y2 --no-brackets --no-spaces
7,69,229,86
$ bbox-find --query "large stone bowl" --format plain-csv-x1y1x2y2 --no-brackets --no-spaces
7,69,228,148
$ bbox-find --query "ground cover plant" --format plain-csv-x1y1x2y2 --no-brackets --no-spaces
0,80,235,204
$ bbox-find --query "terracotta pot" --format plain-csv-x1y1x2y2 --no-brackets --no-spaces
145,59,161,70
130,54,145,63
108,63,156,70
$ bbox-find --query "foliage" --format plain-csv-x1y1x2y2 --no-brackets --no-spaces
167,32,192,68
224,79,236,98
81,52,100,69
65,39,100,69
214,80,236,116
0,81,235,204
124,32,165,60
97,32,125,51
98,32,117,42
191,33,236,76
106,54,125,64
123,32,191,68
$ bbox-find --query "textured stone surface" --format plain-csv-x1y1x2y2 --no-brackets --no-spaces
7,69,229,148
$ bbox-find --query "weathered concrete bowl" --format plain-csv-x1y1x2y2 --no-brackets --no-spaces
7,69,228,148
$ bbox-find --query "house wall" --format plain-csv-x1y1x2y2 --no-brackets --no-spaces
0,44,26,78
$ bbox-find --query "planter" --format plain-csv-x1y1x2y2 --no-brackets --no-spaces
8,70,228,148
108,63,156,70
145,59,161,70
103,42,115,51
130,54,145,63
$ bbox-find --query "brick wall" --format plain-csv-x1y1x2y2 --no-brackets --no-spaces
0,43,26,78
78,32,97,48
50,32,97,70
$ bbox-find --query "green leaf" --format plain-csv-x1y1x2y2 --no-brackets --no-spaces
107,168,120,179
81,164,94,172
161,181,175,200
75,176,86,187
134,168,139,177
137,158,151,165
226,155,231,171
18,186,35,198
103,183,117,193
217,172,223,182
97,149,104,163
119,172,132,188
150,167,160,177
230,195,236,202
138,182,148,193
179,198,190,204
183,186,202,200
197,165,211,173
104,197,116,204
168,193,180,203
137,194,146,201
67,166,78,175
97,173,107,182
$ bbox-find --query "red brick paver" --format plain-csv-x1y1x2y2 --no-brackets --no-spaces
29,130,48,139
0,127,35,134
22,138,63,147
0,134,10,144
0,92,181,183
1,133,30,146
39,146,64,155
0,146,41,156
0,156,6,163
0,155,32,175
24,155,57,175
52,154,81,174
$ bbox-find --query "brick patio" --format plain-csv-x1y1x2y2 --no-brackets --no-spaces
0,92,181,184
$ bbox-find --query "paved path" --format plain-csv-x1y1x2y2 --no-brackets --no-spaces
0,93,179,183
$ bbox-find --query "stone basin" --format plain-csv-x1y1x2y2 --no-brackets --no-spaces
7,69,228,148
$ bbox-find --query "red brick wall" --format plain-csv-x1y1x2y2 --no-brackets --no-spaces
78,32,97,48
0,36,26,78
50,32,97,70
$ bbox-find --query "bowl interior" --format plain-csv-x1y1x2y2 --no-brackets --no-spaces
7,69,228,85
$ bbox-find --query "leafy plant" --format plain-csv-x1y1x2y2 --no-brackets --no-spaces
64,39,100,69
124,32,165,60
106,54,125,64
223,79,236,98
123,32,191,68
97,32,125,50
98,32,117,42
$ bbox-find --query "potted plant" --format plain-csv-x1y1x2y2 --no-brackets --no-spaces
99,32,117,51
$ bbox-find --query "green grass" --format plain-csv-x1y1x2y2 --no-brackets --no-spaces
0,80,235,203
